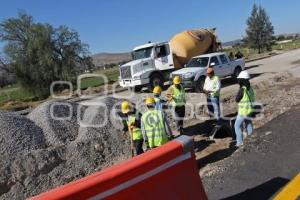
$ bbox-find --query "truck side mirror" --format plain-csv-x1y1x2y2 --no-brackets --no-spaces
210,62,216,67
184,64,187,68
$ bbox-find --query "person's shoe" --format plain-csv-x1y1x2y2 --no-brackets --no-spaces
236,143,244,148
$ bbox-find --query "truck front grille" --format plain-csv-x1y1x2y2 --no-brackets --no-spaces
120,66,132,79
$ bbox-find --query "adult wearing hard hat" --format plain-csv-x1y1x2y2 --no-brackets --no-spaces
203,67,221,122
167,75,186,135
153,86,167,112
121,101,144,155
234,70,255,147
141,97,171,149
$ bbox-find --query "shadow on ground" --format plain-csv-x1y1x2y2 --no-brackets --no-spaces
196,142,237,168
183,114,238,168
245,64,261,70
184,113,237,139
221,177,289,200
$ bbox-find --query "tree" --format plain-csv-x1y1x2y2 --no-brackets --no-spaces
0,12,94,96
277,35,286,41
245,4,274,53
0,53,11,73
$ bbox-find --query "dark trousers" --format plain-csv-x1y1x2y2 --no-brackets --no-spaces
133,139,144,155
174,105,185,133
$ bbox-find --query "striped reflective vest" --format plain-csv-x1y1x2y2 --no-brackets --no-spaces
127,114,143,140
141,109,169,148
238,86,255,116
170,85,186,107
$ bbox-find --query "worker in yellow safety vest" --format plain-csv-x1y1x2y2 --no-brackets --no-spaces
121,101,144,155
234,70,255,147
153,86,167,112
203,67,221,123
167,75,186,135
141,97,172,149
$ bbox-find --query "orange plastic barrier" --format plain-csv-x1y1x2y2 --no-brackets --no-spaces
29,135,207,200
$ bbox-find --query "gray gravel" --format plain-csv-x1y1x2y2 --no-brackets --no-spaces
0,111,46,158
27,100,84,146
0,97,131,200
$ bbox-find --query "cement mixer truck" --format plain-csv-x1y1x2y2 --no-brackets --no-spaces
118,29,220,92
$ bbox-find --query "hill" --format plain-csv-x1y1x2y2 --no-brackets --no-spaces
92,52,131,68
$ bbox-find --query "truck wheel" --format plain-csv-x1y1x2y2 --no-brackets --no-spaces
232,67,242,79
148,74,164,92
195,78,205,93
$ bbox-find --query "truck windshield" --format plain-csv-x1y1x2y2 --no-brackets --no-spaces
187,57,209,67
132,47,152,60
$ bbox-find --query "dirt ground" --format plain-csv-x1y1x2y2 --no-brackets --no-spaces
191,72,300,178
203,104,300,199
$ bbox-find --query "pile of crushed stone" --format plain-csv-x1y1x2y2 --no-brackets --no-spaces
0,111,46,157
27,100,84,146
0,97,131,200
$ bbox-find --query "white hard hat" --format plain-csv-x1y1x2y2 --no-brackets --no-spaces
237,70,250,79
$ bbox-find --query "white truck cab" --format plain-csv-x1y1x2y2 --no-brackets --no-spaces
119,42,175,91
170,52,245,92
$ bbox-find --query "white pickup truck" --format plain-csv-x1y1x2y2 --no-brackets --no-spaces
170,52,245,92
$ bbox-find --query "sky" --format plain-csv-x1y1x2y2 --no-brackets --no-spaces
0,0,299,54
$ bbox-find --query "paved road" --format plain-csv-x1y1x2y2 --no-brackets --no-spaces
203,104,300,200
83,48,300,106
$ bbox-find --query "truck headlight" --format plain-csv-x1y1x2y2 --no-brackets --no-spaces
183,72,194,79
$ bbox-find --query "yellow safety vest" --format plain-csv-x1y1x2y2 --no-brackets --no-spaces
170,85,186,107
127,114,143,140
142,109,169,148
238,86,255,116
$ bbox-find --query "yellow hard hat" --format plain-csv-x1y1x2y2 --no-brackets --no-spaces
153,86,162,94
173,75,181,84
145,97,155,105
121,101,131,114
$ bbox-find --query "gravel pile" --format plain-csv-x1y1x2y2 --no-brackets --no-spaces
0,111,46,158
0,97,131,200
27,100,84,146
0,111,46,197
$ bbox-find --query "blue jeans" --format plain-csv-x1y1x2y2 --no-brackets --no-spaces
234,115,253,145
207,96,220,121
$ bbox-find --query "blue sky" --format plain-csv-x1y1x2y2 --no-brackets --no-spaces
0,0,299,54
